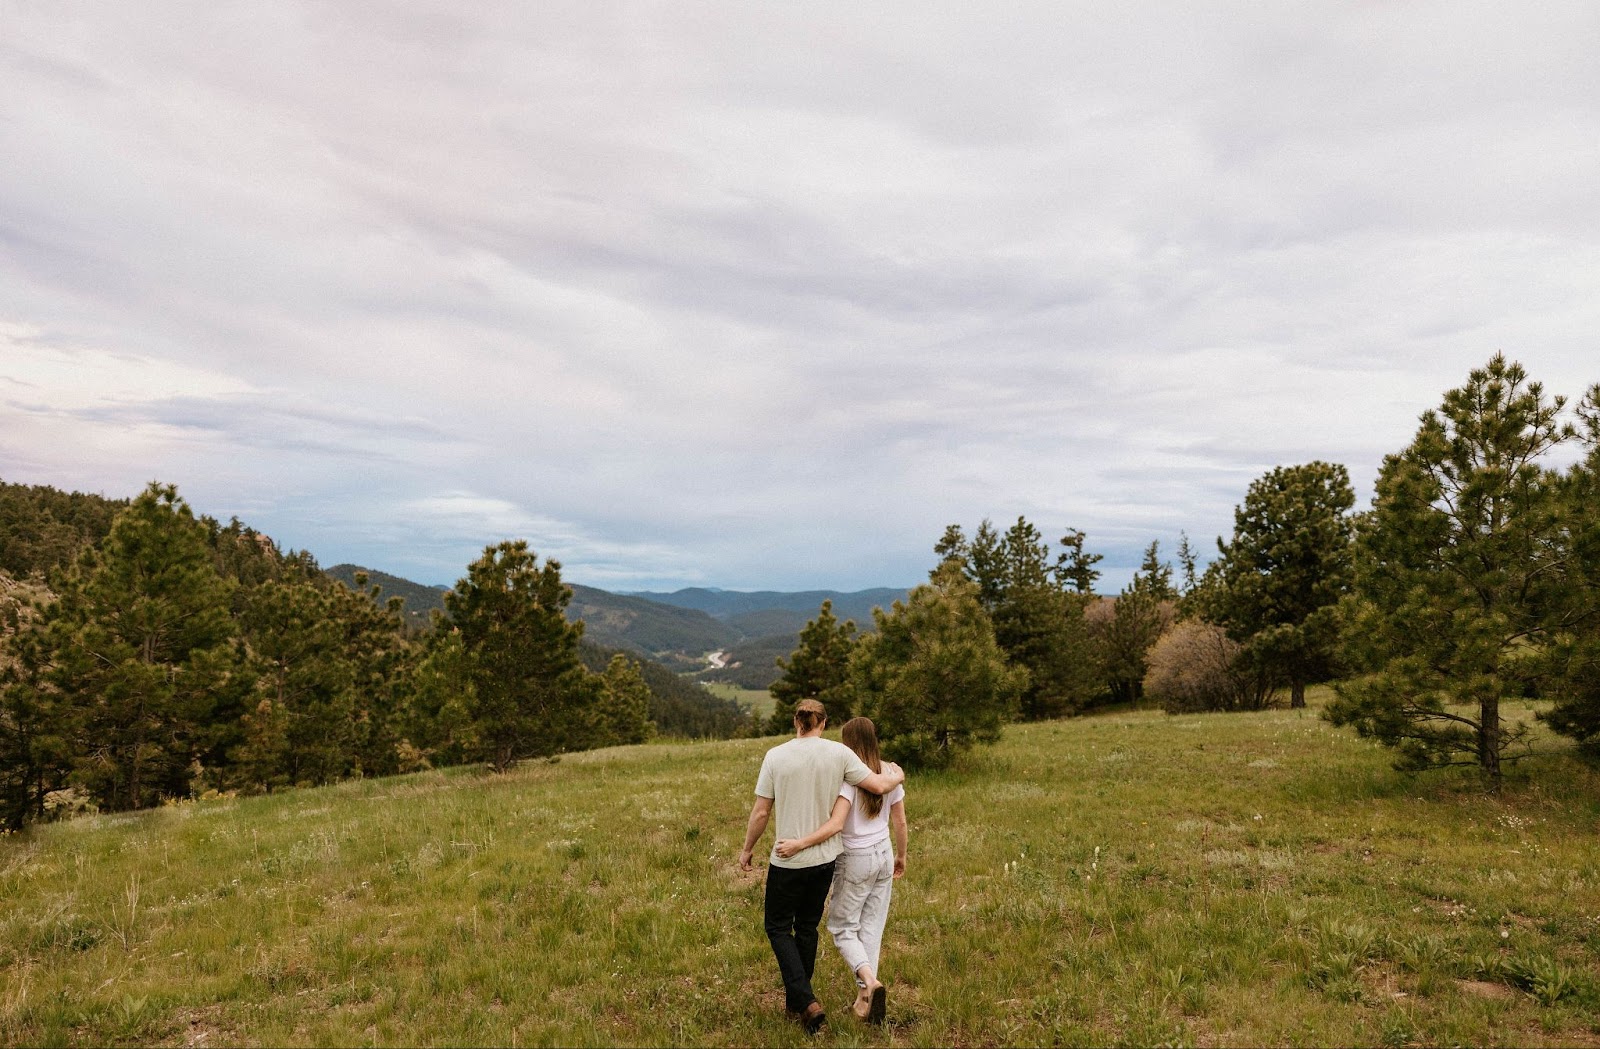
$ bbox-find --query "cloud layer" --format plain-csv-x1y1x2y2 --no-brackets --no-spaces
5,3,1599,589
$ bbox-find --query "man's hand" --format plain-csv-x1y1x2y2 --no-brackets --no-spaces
739,847,755,872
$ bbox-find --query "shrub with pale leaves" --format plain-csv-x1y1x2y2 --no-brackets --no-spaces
1144,620,1276,713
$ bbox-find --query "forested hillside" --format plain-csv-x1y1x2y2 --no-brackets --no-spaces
566,584,734,661
635,586,907,627
324,562,819,677
324,563,447,631
0,481,761,829
0,480,126,580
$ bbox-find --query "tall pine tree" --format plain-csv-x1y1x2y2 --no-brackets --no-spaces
768,600,858,733
1201,462,1355,709
445,541,597,771
850,561,1025,768
42,484,238,810
1327,355,1576,790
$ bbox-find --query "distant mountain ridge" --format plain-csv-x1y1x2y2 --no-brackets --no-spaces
324,564,448,629
629,587,908,627
325,567,908,689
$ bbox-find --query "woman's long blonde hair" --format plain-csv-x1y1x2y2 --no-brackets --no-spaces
841,717,885,819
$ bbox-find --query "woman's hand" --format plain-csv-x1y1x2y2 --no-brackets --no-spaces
893,854,906,879
774,838,803,859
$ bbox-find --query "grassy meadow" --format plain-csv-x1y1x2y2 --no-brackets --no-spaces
3,694,1600,1047
700,682,776,719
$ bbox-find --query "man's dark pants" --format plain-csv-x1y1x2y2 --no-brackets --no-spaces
764,859,837,1013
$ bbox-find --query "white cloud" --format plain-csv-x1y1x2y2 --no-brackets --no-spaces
3,2,1599,590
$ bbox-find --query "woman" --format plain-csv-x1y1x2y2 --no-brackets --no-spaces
775,716,907,1025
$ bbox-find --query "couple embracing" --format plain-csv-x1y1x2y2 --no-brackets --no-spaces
738,698,909,1034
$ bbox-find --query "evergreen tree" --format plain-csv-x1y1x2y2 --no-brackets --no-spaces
965,519,1006,611
1054,528,1103,594
0,583,73,829
42,484,238,810
1135,541,1177,603
445,541,595,771
1201,462,1355,708
933,524,968,565
1326,355,1576,790
768,600,858,733
0,480,125,582
1091,545,1177,706
231,574,412,791
990,518,1099,719
1176,532,1199,599
595,654,654,746
938,518,1102,718
400,628,478,768
1536,382,1600,752
234,580,347,790
850,561,1025,768
321,576,412,778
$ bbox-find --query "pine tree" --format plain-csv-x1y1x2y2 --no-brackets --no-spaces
1135,541,1177,603
1326,355,1576,790
446,541,594,771
1536,382,1600,752
43,484,237,810
400,628,478,768
595,654,654,746
768,600,858,732
231,574,411,790
1092,545,1177,706
1201,462,1355,708
990,518,1099,719
0,590,74,829
1176,532,1199,600
1054,528,1103,595
850,561,1025,768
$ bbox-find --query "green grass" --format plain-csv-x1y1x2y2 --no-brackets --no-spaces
4,700,1600,1046
700,682,775,718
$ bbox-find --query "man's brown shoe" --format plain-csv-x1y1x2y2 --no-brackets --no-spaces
800,1001,827,1034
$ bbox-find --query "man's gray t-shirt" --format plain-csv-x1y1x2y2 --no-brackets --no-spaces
755,736,872,869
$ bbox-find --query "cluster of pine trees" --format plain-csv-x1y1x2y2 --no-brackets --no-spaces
765,356,1600,789
0,485,750,829
761,519,1176,768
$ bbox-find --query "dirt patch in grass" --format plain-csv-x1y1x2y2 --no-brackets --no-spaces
1456,978,1515,1000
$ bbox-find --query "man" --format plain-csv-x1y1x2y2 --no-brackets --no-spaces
739,698,905,1033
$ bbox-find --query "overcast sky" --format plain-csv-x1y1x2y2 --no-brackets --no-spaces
4,3,1599,592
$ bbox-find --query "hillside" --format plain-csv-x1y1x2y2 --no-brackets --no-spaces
324,563,449,630
323,565,903,687
4,701,1597,1045
0,478,126,580
634,586,907,626
695,632,801,690
566,584,735,661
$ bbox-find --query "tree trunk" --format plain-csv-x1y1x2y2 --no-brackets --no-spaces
1290,678,1306,709
1479,693,1502,794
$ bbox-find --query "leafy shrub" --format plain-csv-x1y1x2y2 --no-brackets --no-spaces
1144,620,1276,713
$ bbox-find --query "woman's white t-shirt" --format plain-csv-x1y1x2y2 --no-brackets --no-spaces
837,781,905,850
